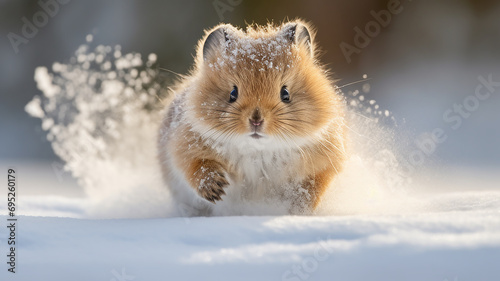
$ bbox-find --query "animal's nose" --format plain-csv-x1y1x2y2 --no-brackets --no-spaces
250,108,263,127
249,119,263,127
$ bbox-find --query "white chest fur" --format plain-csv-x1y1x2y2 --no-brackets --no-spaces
212,138,306,200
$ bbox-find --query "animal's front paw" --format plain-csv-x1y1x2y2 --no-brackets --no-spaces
197,170,229,203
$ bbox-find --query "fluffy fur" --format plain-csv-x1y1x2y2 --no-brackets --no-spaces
159,20,347,215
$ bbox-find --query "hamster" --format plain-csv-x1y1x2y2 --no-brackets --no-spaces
158,20,347,216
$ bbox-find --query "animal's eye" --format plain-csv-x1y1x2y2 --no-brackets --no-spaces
280,86,290,103
229,86,238,103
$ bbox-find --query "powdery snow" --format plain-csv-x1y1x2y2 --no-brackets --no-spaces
1,189,500,281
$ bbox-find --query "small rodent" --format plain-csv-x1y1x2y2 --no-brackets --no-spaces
159,20,346,216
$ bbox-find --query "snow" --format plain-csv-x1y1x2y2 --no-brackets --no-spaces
1,187,500,280
209,26,296,71
10,41,500,280
24,96,44,119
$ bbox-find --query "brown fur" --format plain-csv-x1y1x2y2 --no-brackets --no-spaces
159,20,347,214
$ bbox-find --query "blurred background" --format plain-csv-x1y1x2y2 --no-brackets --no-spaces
1,0,499,194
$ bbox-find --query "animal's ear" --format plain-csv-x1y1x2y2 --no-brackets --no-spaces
202,24,234,61
280,22,313,57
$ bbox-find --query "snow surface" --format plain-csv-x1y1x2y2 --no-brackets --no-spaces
1,186,500,281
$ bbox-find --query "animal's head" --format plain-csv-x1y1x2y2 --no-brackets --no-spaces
187,20,344,149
